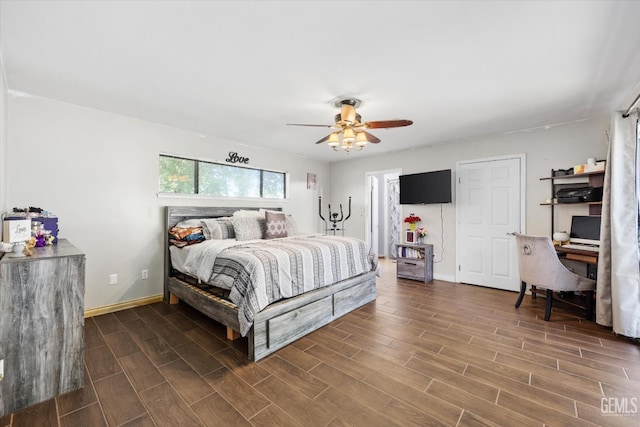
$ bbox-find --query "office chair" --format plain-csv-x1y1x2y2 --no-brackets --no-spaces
514,234,596,321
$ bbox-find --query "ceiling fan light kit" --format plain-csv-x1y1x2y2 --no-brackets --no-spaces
288,98,413,154
328,128,367,153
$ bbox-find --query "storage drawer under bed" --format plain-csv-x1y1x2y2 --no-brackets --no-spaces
267,296,333,349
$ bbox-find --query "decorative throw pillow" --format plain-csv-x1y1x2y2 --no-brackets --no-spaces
259,208,281,215
200,218,222,240
216,217,236,239
285,214,300,236
232,216,265,241
265,211,287,239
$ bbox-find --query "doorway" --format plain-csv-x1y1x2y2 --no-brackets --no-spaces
365,169,402,258
456,155,525,291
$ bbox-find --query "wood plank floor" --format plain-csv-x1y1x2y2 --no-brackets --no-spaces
2,258,639,426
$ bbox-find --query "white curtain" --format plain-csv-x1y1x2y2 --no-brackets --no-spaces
388,179,401,259
596,110,640,338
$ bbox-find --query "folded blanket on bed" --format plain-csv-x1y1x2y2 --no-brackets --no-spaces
178,234,377,336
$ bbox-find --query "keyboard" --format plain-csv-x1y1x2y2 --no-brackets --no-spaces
562,244,600,253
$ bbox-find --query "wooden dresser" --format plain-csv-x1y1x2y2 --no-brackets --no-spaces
0,239,85,416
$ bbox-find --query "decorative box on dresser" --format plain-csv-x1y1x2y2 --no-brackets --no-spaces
0,239,85,417
396,243,434,283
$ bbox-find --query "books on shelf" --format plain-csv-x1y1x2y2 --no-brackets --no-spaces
397,246,425,259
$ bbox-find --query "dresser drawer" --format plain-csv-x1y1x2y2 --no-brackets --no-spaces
397,258,425,281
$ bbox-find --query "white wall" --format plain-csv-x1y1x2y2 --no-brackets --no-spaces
0,55,7,213
4,91,611,304
329,117,609,280
6,94,330,310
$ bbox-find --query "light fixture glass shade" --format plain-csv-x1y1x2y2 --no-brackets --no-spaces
356,132,367,147
328,132,340,147
324,128,370,153
342,128,355,143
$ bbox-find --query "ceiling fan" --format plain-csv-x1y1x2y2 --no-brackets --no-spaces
287,98,413,152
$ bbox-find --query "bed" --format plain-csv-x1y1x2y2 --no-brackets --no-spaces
164,206,377,360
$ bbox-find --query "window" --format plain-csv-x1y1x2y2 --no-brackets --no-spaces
159,154,286,199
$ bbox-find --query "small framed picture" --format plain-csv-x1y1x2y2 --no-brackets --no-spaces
3,219,31,243
306,173,317,190
405,230,415,243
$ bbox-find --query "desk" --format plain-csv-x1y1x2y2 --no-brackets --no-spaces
555,245,598,265
556,245,598,280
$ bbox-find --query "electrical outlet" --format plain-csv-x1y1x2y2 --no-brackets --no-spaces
109,274,118,285
141,269,149,280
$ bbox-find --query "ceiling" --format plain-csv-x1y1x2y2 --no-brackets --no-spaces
2,1,640,163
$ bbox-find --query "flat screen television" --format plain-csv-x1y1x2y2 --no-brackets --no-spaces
400,169,452,204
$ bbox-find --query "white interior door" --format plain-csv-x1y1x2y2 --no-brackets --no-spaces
456,156,524,291
366,175,379,255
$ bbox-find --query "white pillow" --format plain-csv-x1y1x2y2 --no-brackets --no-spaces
175,219,205,228
285,215,300,236
232,216,265,240
232,209,262,218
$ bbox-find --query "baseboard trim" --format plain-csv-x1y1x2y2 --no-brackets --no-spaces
84,294,164,318
434,273,456,283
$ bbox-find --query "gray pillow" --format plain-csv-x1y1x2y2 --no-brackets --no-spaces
216,217,236,239
265,211,287,239
232,216,265,241
201,218,222,240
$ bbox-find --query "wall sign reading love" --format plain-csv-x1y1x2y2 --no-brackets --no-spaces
225,152,249,164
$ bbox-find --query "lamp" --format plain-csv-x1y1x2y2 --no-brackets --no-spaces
342,128,355,143
356,131,368,148
328,132,340,147
330,128,366,153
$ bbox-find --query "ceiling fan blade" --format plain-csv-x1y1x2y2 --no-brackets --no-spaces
362,131,381,143
287,123,334,128
314,134,331,144
365,119,413,129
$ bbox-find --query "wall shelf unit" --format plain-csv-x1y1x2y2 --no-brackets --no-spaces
540,169,605,235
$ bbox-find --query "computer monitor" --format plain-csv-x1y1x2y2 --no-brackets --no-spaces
569,215,601,245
